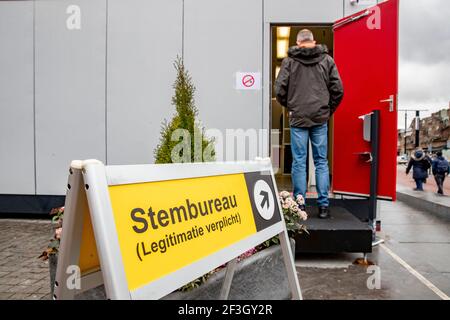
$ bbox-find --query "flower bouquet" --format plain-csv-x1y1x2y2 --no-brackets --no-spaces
279,191,308,236
38,206,64,260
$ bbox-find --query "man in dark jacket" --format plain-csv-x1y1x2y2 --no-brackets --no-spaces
275,29,344,219
431,151,449,195
406,149,432,191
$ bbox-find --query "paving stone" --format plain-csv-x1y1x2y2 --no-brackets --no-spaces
0,284,13,292
0,266,17,273
20,278,40,286
29,284,44,293
27,273,49,281
28,293,47,300
8,293,31,300
4,278,23,285
37,285,51,295
0,292,14,299
41,293,52,300
7,285,30,293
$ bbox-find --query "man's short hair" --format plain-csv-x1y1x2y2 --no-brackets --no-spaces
297,29,314,42
437,151,443,157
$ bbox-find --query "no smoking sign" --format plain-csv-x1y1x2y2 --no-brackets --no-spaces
242,74,255,88
236,72,261,90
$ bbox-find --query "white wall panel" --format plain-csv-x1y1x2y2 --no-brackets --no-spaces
107,0,183,165
184,0,264,161
35,0,106,195
264,0,344,23
0,1,35,194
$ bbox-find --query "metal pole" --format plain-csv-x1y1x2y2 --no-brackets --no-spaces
415,111,420,148
404,112,407,155
369,110,380,241
400,109,429,155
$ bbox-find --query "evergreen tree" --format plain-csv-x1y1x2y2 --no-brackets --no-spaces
154,57,214,164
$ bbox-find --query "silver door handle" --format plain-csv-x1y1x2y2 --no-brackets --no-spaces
380,95,395,112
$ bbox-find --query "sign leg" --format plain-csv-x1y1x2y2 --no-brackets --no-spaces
219,257,238,300
279,231,303,300
54,166,84,300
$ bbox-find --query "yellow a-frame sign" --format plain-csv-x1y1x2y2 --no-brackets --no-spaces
54,159,302,300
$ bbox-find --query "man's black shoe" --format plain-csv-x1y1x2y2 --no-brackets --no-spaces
318,207,330,219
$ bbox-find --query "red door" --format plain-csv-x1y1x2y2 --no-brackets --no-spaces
332,0,399,200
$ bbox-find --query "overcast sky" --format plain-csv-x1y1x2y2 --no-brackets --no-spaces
399,0,450,124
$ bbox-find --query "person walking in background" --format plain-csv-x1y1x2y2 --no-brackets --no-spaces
432,151,450,195
406,149,431,191
274,29,344,219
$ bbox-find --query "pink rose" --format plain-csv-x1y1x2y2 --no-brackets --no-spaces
296,195,305,205
285,198,294,207
55,228,62,240
280,191,290,199
299,210,308,221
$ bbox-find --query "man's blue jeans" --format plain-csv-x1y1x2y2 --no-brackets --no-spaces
291,123,330,207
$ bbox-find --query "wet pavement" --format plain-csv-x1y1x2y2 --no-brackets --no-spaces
296,200,450,300
0,197,449,300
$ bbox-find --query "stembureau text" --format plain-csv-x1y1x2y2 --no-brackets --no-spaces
131,194,238,233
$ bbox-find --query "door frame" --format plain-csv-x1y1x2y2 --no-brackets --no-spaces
263,22,335,174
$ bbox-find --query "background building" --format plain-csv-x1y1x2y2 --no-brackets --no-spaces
398,104,450,156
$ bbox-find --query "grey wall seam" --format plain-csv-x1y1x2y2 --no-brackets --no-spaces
105,0,109,165
261,0,264,150
182,0,185,60
33,0,37,195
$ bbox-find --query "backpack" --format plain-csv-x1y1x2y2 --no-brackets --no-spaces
435,158,449,174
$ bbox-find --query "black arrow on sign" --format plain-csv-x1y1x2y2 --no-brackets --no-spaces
260,191,269,209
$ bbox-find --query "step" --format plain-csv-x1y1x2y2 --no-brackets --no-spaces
295,206,372,254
